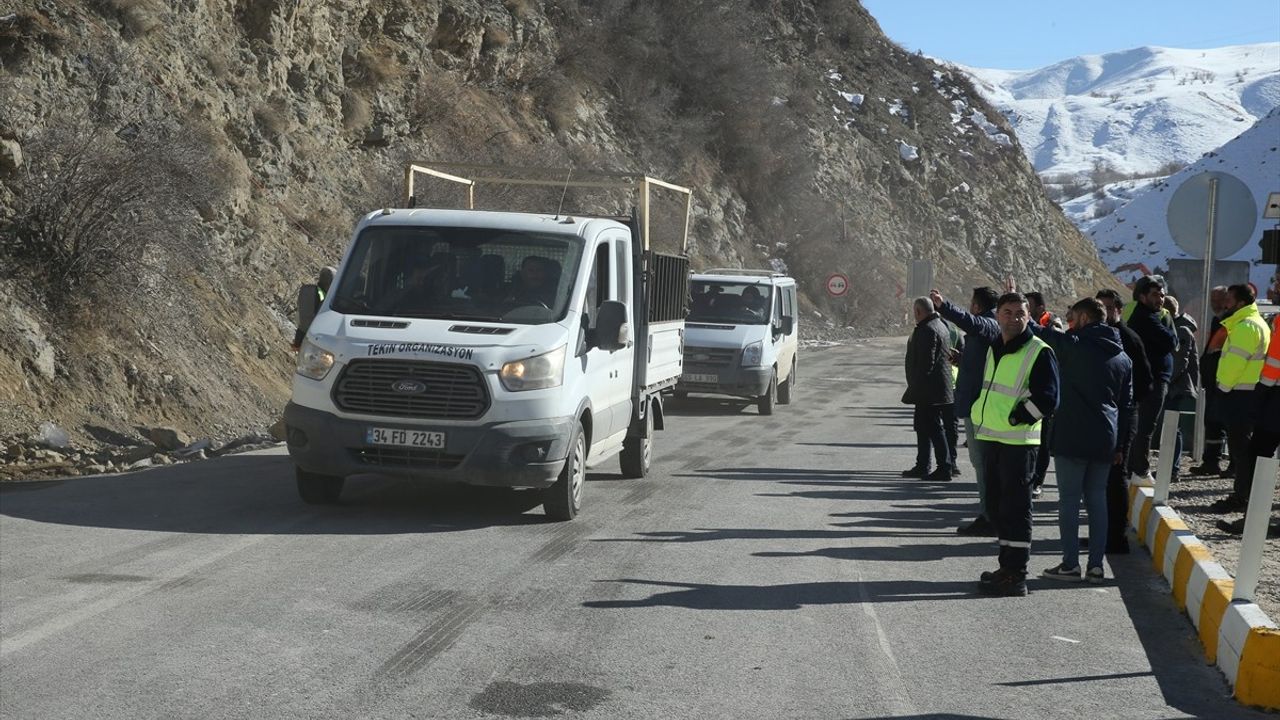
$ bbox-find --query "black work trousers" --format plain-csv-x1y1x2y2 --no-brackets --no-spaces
942,404,959,468
1129,380,1169,477
1228,421,1258,501
1032,418,1054,486
984,442,1037,576
913,404,952,472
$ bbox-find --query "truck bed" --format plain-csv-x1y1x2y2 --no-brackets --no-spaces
644,319,685,391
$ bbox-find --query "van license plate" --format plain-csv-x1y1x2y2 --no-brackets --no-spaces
684,373,718,384
366,427,446,449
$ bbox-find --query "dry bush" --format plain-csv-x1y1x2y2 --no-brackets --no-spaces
352,41,403,88
1,116,229,315
341,91,371,131
93,0,166,37
0,10,66,66
253,96,293,138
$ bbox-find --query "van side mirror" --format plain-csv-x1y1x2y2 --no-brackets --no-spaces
594,301,629,351
297,283,320,337
779,316,794,335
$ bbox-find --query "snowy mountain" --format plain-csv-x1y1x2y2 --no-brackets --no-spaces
960,43,1280,179
1072,108,1279,289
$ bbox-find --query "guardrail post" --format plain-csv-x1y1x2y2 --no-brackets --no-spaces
1154,409,1181,504
1233,454,1280,602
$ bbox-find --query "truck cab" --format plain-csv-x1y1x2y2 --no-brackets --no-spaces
285,165,690,519
677,270,799,414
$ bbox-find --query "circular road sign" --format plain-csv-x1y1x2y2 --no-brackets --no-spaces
1167,171,1257,259
825,273,849,297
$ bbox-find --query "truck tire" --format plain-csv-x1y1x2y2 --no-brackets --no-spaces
544,420,586,520
758,371,777,415
777,358,796,405
619,405,654,479
296,467,344,505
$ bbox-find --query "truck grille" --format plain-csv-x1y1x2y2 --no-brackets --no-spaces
333,360,489,420
351,447,464,469
683,346,737,368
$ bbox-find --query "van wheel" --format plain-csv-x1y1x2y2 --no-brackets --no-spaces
296,467,344,504
619,405,654,479
544,421,586,520
778,359,796,405
758,371,777,416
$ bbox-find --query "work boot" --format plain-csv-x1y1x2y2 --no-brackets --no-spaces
951,465,962,477
1219,463,1235,479
925,466,954,482
1207,495,1247,513
1189,462,1220,476
957,516,995,536
979,571,1028,596
901,466,928,478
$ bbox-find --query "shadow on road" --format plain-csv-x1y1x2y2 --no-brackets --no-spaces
590,527,955,544
662,397,757,417
582,577,1082,609
0,452,557,534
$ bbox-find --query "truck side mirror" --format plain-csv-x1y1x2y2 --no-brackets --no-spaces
297,283,320,338
594,301,629,351
779,316,794,335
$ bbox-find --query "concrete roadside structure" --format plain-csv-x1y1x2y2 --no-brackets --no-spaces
1128,481,1280,709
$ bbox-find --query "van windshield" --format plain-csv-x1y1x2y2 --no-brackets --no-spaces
330,225,584,324
687,281,771,325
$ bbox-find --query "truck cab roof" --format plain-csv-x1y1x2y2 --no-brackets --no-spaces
691,269,796,287
359,208,631,238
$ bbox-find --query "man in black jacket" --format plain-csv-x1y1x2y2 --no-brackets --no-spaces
1124,275,1178,483
1097,288,1149,554
902,297,955,482
1037,298,1133,583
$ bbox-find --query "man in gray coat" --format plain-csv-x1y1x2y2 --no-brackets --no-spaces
902,297,956,482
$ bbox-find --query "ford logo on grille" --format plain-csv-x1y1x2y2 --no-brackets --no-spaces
391,379,428,395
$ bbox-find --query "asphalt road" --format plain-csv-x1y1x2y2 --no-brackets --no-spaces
0,337,1268,719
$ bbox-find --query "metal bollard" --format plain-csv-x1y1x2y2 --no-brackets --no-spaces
1232,454,1280,603
1153,409,1181,505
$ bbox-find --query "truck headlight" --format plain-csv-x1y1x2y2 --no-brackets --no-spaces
296,340,336,380
500,345,566,392
741,340,763,367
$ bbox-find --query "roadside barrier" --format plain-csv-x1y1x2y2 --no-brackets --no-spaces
1128,410,1279,710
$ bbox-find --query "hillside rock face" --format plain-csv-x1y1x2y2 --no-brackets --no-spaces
0,0,1115,442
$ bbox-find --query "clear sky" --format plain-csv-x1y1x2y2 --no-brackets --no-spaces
860,0,1280,69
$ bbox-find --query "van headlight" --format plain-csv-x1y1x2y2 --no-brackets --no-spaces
296,340,336,380
741,340,763,367
500,345,566,391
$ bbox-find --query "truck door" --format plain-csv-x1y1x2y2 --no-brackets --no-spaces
580,237,629,447
609,233,635,424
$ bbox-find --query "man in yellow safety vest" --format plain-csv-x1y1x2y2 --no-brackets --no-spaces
1208,282,1275,528
933,289,1060,596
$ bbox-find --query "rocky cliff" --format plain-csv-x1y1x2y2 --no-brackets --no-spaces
0,0,1116,447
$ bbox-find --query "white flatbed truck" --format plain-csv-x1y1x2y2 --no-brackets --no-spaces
285,163,691,519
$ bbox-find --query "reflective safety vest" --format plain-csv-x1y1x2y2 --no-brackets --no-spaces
1217,303,1271,392
971,334,1049,445
1260,315,1280,387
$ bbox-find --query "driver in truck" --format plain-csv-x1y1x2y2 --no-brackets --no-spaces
508,255,558,308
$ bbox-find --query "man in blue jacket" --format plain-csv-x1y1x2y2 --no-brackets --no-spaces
1124,275,1178,484
1036,298,1133,583
933,287,1000,535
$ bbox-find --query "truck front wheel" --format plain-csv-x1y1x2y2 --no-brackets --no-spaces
296,467,344,505
544,421,586,520
758,371,777,416
619,405,654,479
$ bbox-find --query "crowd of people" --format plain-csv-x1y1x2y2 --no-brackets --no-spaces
902,275,1279,597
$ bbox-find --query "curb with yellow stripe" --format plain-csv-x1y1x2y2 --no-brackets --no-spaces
1128,483,1280,709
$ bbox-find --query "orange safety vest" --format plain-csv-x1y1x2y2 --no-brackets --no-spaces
1262,315,1280,387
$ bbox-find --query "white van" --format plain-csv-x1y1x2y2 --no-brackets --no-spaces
676,270,799,414
285,164,691,520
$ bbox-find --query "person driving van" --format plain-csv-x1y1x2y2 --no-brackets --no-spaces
741,285,767,320
508,255,557,308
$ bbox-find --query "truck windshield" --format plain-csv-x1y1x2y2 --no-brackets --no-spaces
687,281,771,325
330,225,584,324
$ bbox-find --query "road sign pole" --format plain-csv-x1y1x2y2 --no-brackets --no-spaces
1193,178,1219,463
